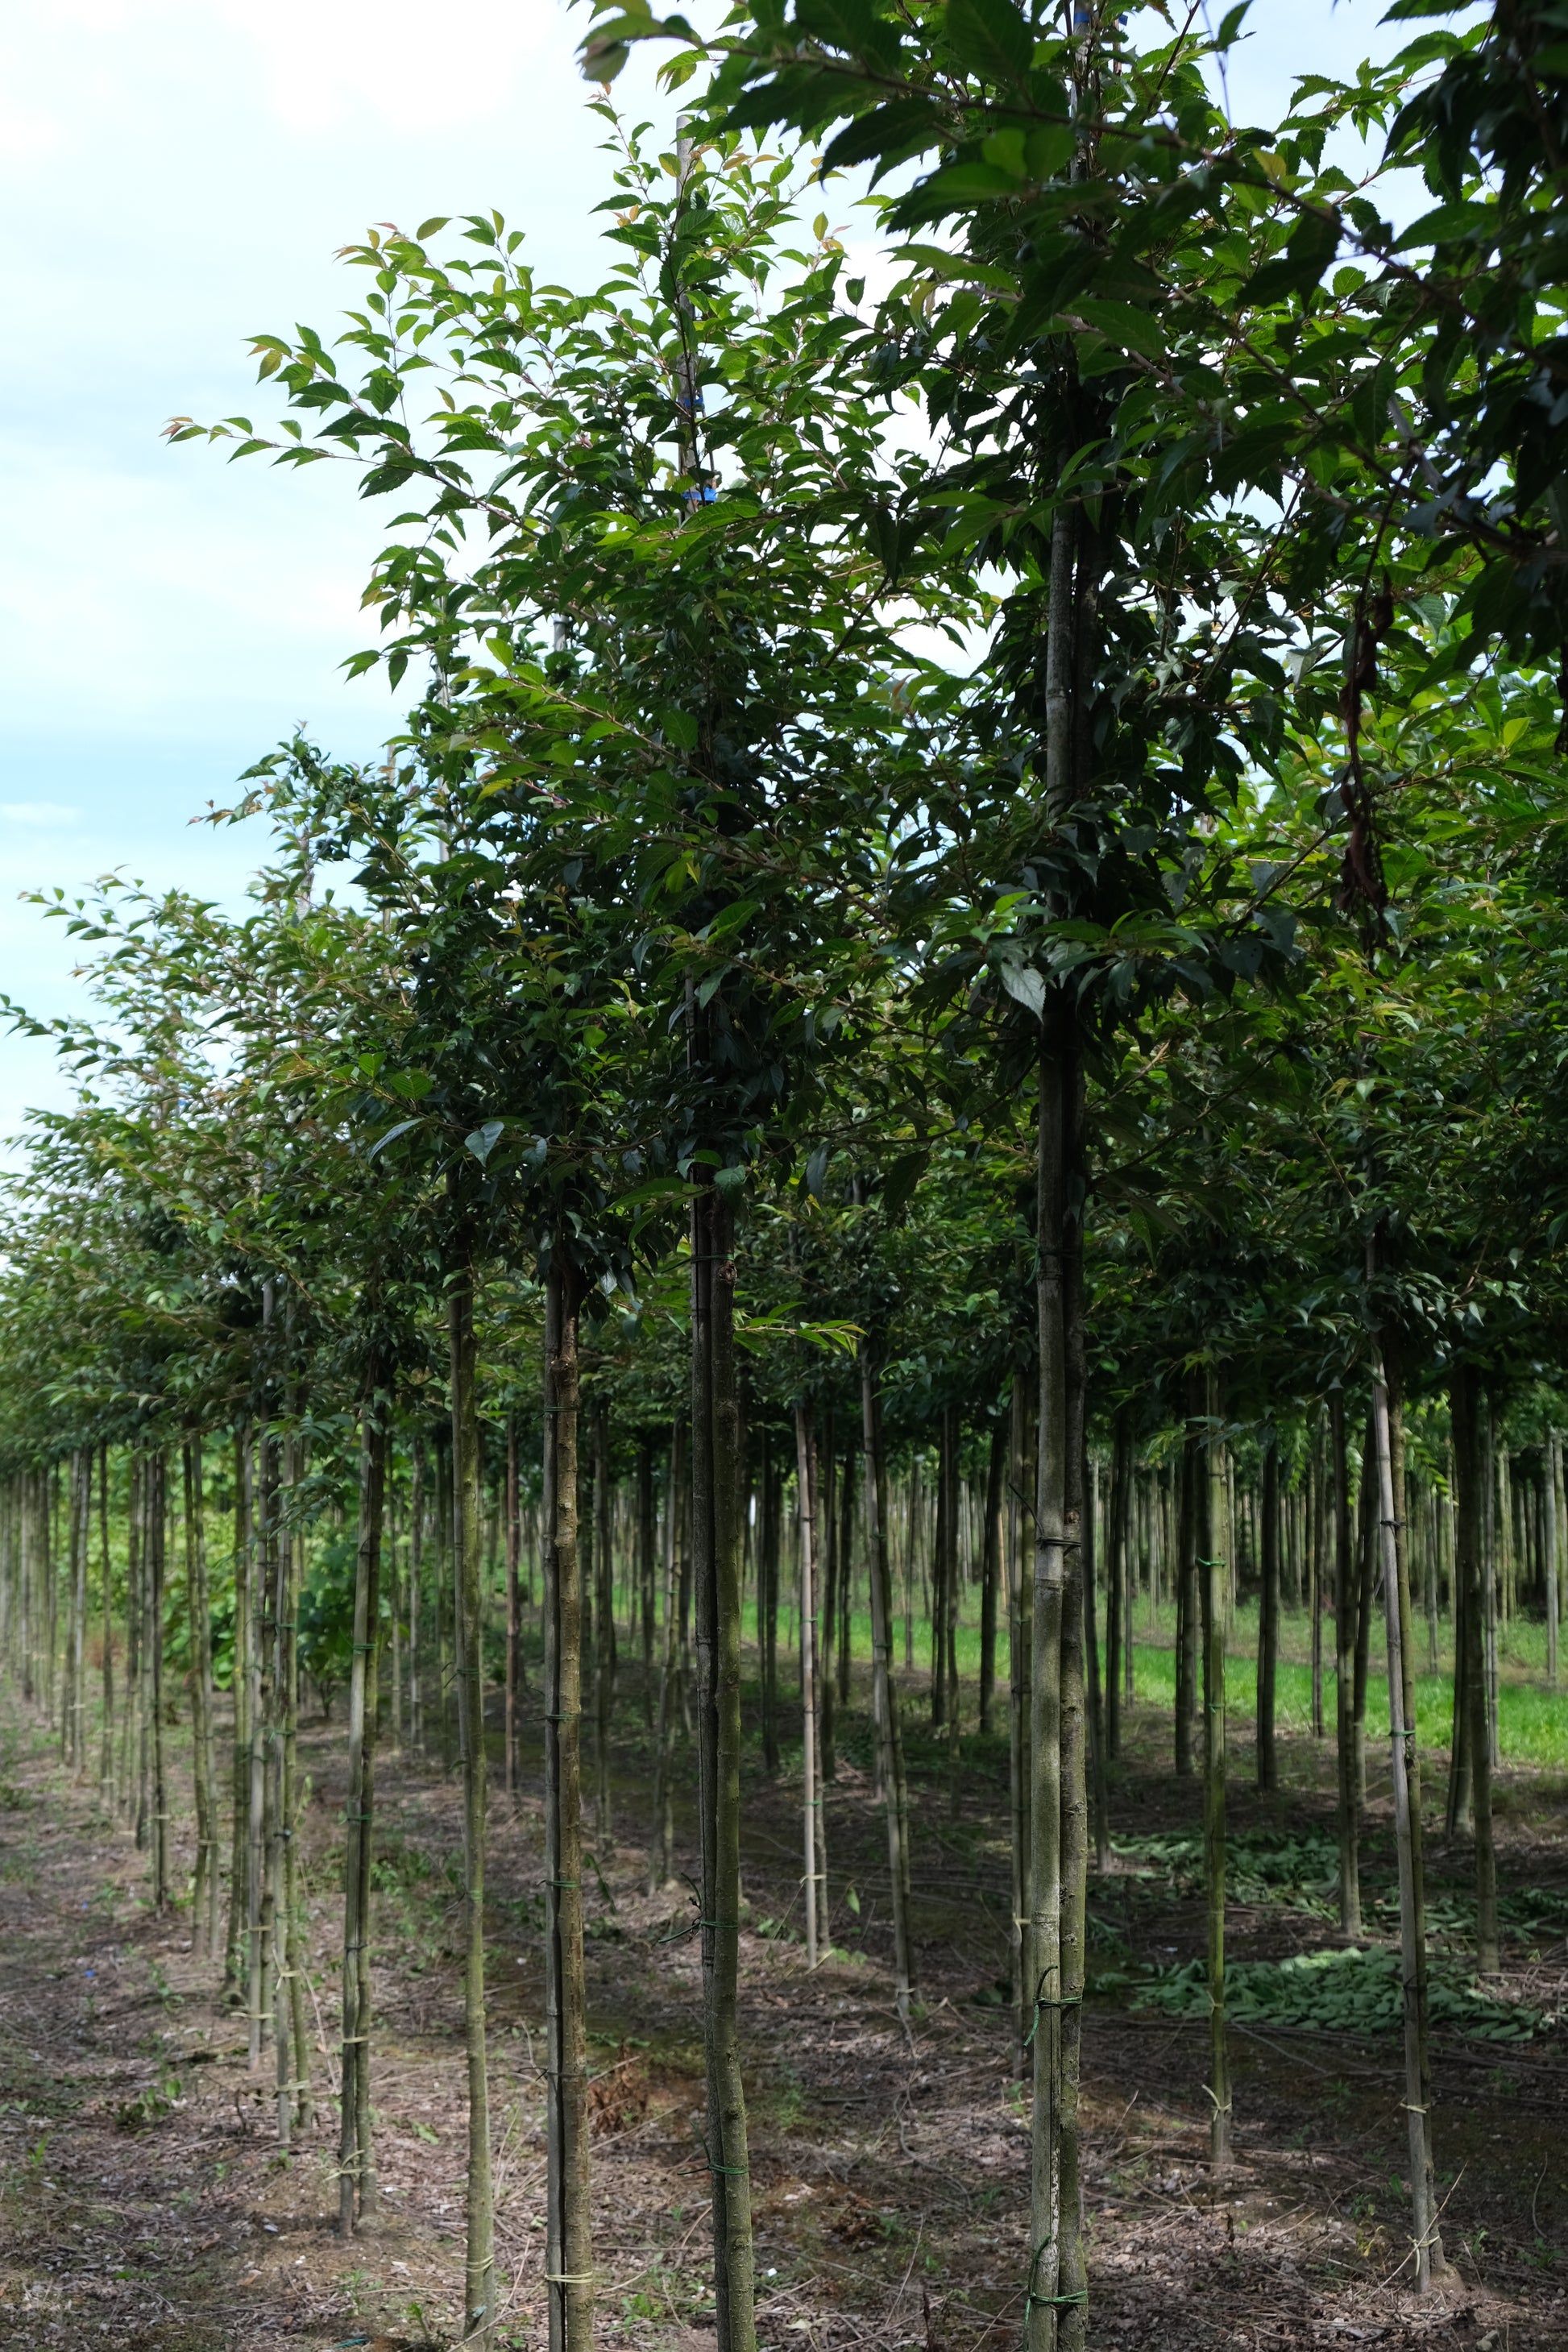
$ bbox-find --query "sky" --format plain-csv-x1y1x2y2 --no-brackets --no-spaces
0,0,1425,1141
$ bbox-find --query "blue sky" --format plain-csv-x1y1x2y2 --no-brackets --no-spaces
0,0,1423,1139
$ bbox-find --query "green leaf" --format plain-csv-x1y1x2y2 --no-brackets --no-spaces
794,0,877,52
881,1148,928,1216
822,97,944,178
659,706,699,750
999,960,1047,1016
1214,0,1251,44
1072,298,1166,362
944,0,1032,89
464,1120,504,1166
368,1118,424,1159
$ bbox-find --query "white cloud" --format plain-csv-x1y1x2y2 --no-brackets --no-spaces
0,803,78,828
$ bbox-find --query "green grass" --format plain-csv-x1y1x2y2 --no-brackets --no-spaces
718,1583,1568,1772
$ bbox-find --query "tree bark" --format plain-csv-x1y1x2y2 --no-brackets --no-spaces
340,1375,388,2232
147,1450,169,1913
861,1345,915,2026
1008,1367,1035,2069
450,1262,496,2341
1256,1432,1279,1794
543,1257,593,2352
506,1412,522,1798
794,1403,824,1968
1026,1004,1068,2350
184,1437,218,1958
980,1417,1004,1735
1450,1364,1498,1972
1202,1370,1231,2169
1369,1309,1442,2290
1175,1400,1201,1777
691,1181,757,2352
649,1417,685,1895
1548,1430,1562,1692
1329,1392,1361,1939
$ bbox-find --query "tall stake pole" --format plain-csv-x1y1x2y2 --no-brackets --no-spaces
1368,1300,1441,2290
1203,1368,1230,2169
543,1255,593,2352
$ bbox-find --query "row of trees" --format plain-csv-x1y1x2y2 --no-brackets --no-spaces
2,2,1565,2342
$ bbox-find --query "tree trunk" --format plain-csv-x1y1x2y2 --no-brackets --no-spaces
1256,1433,1279,1794
760,1431,781,1777
1175,1400,1201,1777
1105,1415,1128,1761
691,1181,757,2352
148,1450,169,1913
649,1417,685,1896
1450,1365,1498,1973
543,1257,593,2352
184,1437,218,1959
1056,1021,1090,2350
506,1412,522,1798
340,1375,388,2233
794,1403,824,1968
450,1263,496,2341
1083,1451,1109,1874
1026,1000,1069,2350
1310,1425,1325,1740
247,1426,272,2067
1369,1308,1442,2291
1548,1430,1562,1691
819,1417,837,1782
638,1437,656,1728
593,1396,614,1844
1329,1392,1361,1939
980,1417,1004,1735
1354,1416,1375,1809
861,1344,915,2026
1202,1369,1231,2170
98,1441,115,1802
1008,1368,1035,2069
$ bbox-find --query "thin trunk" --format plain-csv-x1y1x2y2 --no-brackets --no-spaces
1105,1416,1127,1761
247,1425,272,2073
819,1417,838,1782
861,1346,914,2024
543,1258,593,2352
451,1263,496,2341
1354,1417,1375,1808
1256,1433,1279,1794
1547,1431,1562,1692
98,1441,115,1801
794,1403,823,1969
506,1412,522,1798
1008,1370,1035,2069
1451,1365,1499,1973
148,1450,169,1912
1026,999,1069,2350
648,1417,684,1896
225,1426,251,2002
760,1433,781,1777
691,1180,756,2352
184,1437,218,1959
979,1417,1004,1735
638,1437,656,1728
593,1397,614,1844
1083,1452,1109,1873
1202,1369,1231,2170
836,1446,854,1707
1369,1308,1442,2291
340,1377,388,2232
1174,1408,1199,1778
1330,1393,1361,1939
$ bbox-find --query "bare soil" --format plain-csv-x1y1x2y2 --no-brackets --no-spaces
0,1667,1564,2350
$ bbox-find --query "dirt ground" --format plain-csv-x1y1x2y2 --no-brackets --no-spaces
1,1663,1564,2351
